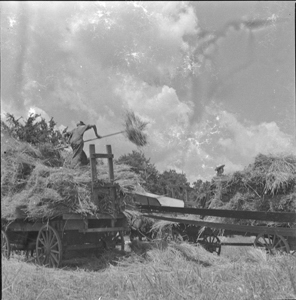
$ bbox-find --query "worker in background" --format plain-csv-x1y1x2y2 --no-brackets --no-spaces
63,121,101,168
215,164,225,176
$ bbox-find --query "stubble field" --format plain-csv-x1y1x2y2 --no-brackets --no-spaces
2,236,296,300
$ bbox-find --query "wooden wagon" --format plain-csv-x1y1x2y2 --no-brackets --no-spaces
137,202,296,255
1,144,129,268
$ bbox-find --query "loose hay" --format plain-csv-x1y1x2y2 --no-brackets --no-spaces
1,132,143,220
207,153,296,226
124,110,148,147
150,220,179,237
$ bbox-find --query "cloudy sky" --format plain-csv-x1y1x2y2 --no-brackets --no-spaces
1,1,295,183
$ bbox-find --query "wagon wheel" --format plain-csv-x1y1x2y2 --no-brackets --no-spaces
200,234,221,255
254,233,290,254
36,225,63,268
1,230,10,258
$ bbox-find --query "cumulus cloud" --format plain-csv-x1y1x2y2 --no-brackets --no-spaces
217,110,295,156
155,105,296,182
28,106,51,121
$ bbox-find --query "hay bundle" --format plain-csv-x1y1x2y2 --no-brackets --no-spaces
124,110,148,147
150,220,180,238
207,153,296,225
210,153,296,205
2,162,142,220
2,161,143,220
256,154,296,195
2,165,93,219
1,132,143,220
124,209,156,236
82,110,148,147
1,137,42,197
38,143,63,167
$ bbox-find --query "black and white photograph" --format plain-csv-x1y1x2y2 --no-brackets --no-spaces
1,1,296,299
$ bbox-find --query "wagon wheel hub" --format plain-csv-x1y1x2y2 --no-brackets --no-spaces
200,234,221,256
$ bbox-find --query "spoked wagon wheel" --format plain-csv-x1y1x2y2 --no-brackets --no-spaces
254,233,290,254
200,234,221,256
1,230,10,258
36,225,63,268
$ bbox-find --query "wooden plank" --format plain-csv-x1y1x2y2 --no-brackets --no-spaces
89,144,97,206
139,205,296,223
7,222,42,232
91,153,114,159
65,244,103,251
107,145,116,214
89,144,97,183
62,213,116,220
106,145,115,182
221,243,254,246
63,220,85,231
79,226,129,233
142,214,296,237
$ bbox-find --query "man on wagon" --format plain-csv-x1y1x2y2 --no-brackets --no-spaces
63,121,102,168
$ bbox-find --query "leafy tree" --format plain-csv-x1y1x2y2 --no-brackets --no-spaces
116,151,194,199
188,179,214,207
1,112,63,146
158,170,190,200
116,151,160,193
192,179,203,191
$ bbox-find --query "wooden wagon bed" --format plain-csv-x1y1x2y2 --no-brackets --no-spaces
1,145,129,268
138,204,296,255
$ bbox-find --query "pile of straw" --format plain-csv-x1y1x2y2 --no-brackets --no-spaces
207,153,296,225
1,132,143,220
124,209,156,239
150,220,179,238
124,110,148,147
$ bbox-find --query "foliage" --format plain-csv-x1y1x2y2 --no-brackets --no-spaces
116,151,160,193
1,112,64,146
116,151,193,199
190,179,213,207
157,169,190,199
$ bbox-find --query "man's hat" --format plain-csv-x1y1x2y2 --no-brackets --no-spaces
215,164,225,171
77,121,86,126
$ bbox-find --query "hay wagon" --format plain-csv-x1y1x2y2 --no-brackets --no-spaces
1,144,129,268
136,201,296,256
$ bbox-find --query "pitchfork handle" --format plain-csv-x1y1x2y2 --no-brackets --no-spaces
54,130,126,150
84,130,126,143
